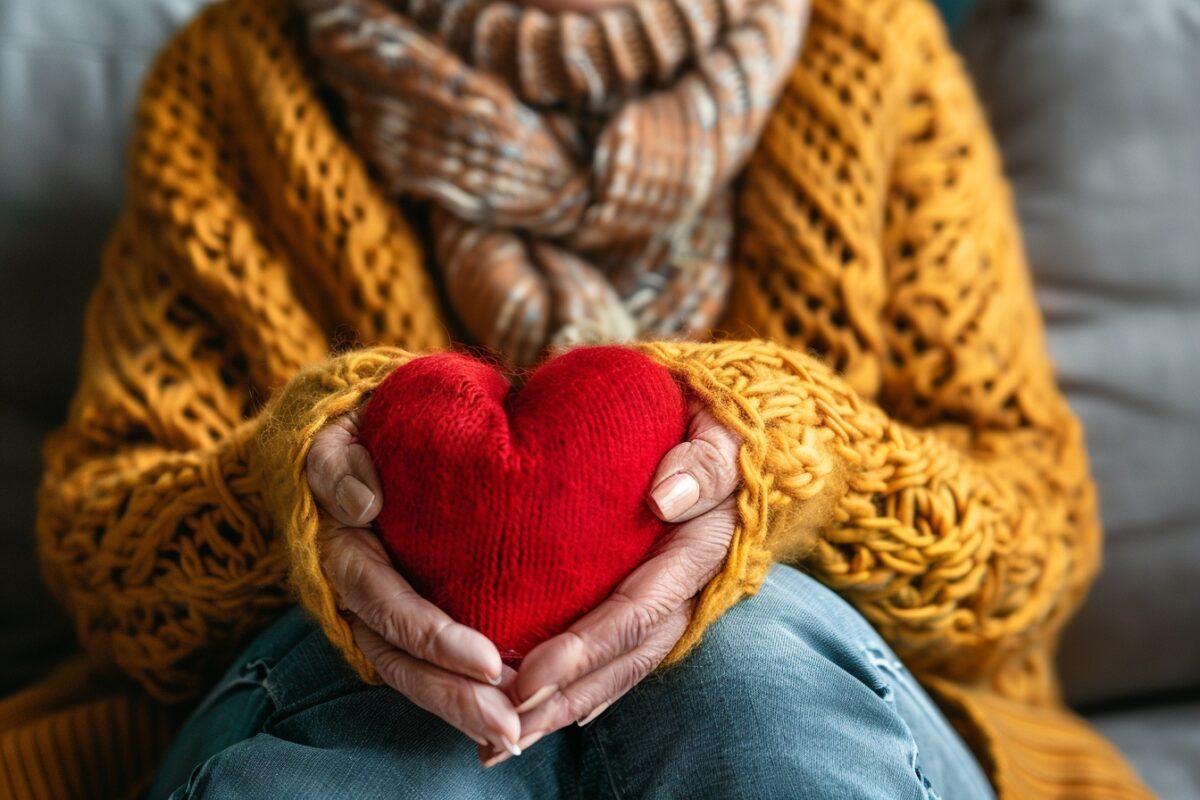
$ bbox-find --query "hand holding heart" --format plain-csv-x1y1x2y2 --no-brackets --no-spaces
307,411,519,755
494,390,740,767
307,348,741,765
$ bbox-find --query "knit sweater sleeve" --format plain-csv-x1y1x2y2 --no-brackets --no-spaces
641,339,1096,692
643,0,1100,695
35,217,413,701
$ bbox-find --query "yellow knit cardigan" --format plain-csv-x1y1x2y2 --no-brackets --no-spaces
0,0,1153,797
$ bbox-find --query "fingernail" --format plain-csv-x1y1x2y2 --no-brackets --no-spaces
517,731,545,750
515,684,557,714
467,732,489,747
481,735,521,767
439,626,503,687
578,700,612,727
334,475,375,522
649,473,699,521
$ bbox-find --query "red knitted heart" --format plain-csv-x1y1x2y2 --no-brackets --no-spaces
359,346,688,663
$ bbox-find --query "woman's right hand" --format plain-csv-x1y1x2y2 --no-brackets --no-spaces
306,412,522,757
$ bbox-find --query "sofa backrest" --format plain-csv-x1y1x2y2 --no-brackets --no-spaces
962,0,1200,706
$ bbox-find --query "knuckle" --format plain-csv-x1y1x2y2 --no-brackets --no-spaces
609,591,664,648
323,540,363,593
679,540,719,580
627,649,661,681
686,439,732,497
648,561,697,608
554,630,591,675
332,413,359,435
372,649,412,696
398,604,447,657
306,437,341,473
565,688,604,723
686,525,733,566
709,420,742,450
661,531,731,595
428,675,465,714
540,692,579,732
360,594,407,646
410,617,453,661
307,445,345,494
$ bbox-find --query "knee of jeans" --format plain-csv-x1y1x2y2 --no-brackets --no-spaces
173,734,487,800
694,566,862,659
676,564,904,710
636,569,948,799
173,743,256,800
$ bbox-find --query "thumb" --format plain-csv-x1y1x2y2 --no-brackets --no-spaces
307,411,384,527
648,401,740,523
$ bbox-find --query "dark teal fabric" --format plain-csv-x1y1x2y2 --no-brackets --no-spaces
934,0,979,32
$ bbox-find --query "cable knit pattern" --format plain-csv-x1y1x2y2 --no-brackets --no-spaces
3,0,1150,798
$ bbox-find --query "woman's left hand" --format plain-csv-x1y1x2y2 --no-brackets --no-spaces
480,395,741,766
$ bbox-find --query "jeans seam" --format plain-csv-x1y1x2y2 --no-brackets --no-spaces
584,724,625,800
262,675,367,733
254,625,365,723
180,657,276,728
859,642,946,800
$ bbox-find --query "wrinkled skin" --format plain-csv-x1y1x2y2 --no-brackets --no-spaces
308,390,741,765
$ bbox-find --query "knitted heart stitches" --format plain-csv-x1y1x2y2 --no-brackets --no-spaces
358,346,688,662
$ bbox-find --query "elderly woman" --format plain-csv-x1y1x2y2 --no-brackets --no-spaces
5,0,1151,797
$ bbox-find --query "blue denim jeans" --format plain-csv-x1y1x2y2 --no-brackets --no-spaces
149,565,994,799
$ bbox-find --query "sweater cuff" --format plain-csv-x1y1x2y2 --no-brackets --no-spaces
253,346,416,684
635,340,851,666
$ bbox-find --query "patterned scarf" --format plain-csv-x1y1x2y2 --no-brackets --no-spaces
302,0,807,365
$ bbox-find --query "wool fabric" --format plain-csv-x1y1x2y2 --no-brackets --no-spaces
359,346,687,661
0,0,1153,798
302,0,806,365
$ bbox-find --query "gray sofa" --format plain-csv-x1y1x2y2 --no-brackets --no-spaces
1,0,1196,796
960,4,1200,797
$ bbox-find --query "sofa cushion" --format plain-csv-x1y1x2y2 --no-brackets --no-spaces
961,0,1200,705
1091,701,1200,800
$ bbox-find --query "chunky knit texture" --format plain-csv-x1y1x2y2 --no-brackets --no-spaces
303,0,806,365
0,0,1151,797
359,347,687,662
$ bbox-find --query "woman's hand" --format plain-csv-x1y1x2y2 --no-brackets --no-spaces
307,412,523,757
485,396,741,765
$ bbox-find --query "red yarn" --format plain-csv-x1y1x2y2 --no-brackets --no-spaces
359,346,688,662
